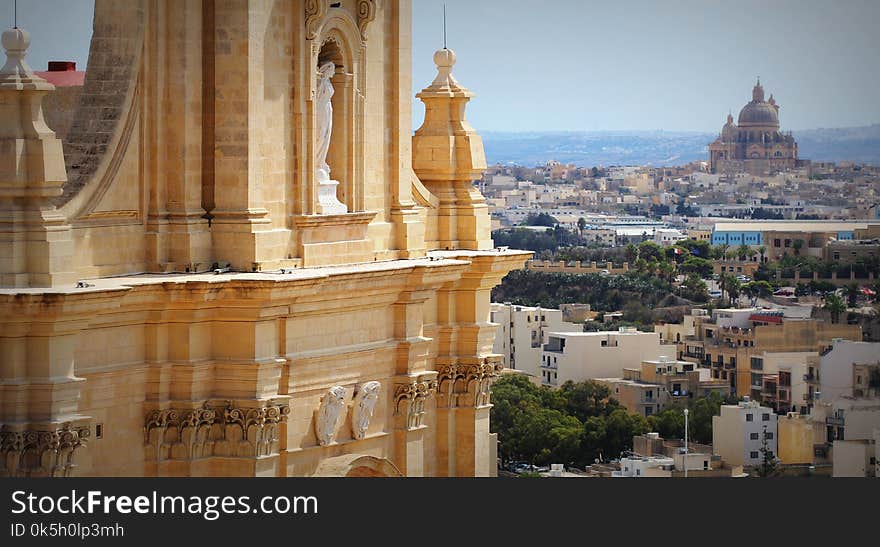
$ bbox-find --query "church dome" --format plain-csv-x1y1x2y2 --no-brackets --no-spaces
738,102,779,127
737,78,780,128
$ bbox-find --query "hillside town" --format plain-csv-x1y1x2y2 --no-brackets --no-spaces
487,82,880,479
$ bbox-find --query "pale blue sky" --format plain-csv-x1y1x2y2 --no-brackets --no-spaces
3,0,878,132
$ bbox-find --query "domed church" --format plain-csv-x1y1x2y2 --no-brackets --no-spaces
709,79,800,175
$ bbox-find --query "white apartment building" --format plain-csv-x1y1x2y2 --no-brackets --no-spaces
712,398,778,467
812,340,880,404
491,304,581,380
540,328,670,387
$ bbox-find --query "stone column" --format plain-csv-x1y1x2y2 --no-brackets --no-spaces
0,28,75,288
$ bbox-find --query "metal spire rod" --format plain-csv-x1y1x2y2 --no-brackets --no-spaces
443,4,447,49
14,0,18,28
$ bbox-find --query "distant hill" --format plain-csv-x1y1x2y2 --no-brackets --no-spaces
482,125,880,167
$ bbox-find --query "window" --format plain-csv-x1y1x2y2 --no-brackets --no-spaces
762,413,770,421
750,451,759,459
764,432,774,440
645,407,653,417
746,413,754,422
601,340,608,347
750,432,759,440
751,357,763,370
774,239,781,248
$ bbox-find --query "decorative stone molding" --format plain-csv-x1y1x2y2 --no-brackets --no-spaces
0,423,91,478
357,0,380,42
351,381,381,440
394,374,438,430
437,361,503,408
305,0,329,41
315,386,347,446
143,400,290,461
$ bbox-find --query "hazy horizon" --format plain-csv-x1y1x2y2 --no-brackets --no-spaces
3,0,879,133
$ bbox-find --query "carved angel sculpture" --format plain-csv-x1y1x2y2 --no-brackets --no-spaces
315,386,347,446
352,381,381,440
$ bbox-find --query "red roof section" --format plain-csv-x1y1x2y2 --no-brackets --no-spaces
749,314,783,324
35,61,85,88
35,70,86,88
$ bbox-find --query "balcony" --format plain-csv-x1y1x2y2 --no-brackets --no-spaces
826,416,845,427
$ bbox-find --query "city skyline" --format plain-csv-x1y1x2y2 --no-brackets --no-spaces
2,0,879,132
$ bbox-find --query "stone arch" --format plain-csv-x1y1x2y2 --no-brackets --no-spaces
55,0,145,214
311,454,403,477
310,12,365,213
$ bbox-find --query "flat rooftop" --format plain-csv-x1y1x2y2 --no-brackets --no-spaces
713,220,875,233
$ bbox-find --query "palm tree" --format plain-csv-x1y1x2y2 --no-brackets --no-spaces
577,217,587,237
757,245,767,264
823,293,846,324
719,273,741,307
736,244,751,261
845,282,860,308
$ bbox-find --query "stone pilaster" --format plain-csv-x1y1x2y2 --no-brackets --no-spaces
145,0,212,272
0,27,75,287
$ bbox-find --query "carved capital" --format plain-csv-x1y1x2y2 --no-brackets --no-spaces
144,400,290,461
436,360,503,408
393,373,438,430
0,423,91,478
357,0,380,42
305,0,329,41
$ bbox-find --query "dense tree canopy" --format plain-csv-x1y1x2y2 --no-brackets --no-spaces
491,376,730,468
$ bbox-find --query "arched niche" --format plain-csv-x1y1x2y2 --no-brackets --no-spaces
310,14,365,214
311,454,403,477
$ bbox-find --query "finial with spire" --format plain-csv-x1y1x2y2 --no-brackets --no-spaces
752,77,765,103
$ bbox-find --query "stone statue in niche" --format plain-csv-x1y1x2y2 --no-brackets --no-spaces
315,61,348,215
351,381,381,440
315,386,347,446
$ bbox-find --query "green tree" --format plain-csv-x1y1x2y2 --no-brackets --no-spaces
718,273,742,306
688,391,725,444
647,408,685,440
680,273,709,302
823,293,847,324
524,212,558,227
757,245,767,264
577,217,587,237
792,239,804,256
754,425,781,477
736,244,752,261
637,241,664,263
679,256,714,278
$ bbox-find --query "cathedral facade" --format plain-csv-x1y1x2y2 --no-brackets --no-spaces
709,79,799,175
0,0,528,477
